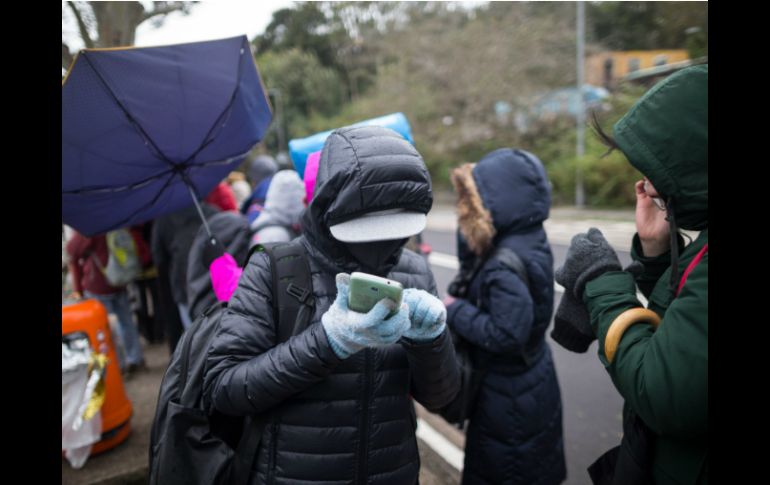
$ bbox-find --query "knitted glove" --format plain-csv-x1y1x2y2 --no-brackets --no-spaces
401,288,447,341
550,291,594,353
322,273,411,359
555,228,622,299
551,260,645,353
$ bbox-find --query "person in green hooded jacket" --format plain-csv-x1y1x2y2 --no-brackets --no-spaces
550,64,707,485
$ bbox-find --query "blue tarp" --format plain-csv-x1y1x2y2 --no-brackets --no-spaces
531,84,610,119
62,36,272,236
288,112,413,178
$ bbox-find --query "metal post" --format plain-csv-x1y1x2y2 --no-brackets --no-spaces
575,1,586,208
184,180,213,239
270,88,286,151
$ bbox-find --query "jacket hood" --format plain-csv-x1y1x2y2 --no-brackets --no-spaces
302,125,433,273
614,65,708,230
248,155,278,186
451,148,551,256
251,169,305,231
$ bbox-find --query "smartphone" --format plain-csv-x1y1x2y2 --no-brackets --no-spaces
348,272,404,318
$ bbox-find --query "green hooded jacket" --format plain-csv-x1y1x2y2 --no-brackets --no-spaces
584,65,708,485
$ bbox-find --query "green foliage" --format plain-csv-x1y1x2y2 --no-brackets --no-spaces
522,84,648,207
588,1,708,51
256,48,345,150
254,3,343,72
686,30,708,59
250,1,702,207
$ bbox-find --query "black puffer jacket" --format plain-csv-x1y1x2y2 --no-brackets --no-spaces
204,126,460,485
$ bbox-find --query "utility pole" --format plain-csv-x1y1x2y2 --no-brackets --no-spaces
269,88,286,151
575,1,586,208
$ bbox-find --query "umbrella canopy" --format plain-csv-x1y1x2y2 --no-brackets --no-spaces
287,112,413,178
62,36,272,236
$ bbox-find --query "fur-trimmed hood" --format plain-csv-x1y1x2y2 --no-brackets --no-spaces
450,163,496,256
451,148,551,256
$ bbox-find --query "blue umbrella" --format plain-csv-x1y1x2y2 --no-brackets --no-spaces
62,36,272,237
288,112,413,178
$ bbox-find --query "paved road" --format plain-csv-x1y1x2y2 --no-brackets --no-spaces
421,227,629,485
61,207,639,484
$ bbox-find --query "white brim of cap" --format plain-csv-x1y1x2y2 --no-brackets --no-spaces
329,209,427,243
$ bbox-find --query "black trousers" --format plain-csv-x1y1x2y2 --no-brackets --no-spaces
129,276,164,344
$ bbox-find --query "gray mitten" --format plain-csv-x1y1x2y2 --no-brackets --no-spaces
550,291,594,353
555,228,622,299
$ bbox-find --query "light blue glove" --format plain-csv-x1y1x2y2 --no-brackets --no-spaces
401,288,447,341
322,273,411,359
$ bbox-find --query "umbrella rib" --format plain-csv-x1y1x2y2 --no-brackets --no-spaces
82,53,179,170
181,38,247,166
62,168,175,195
82,42,251,172
101,171,179,232
62,150,250,196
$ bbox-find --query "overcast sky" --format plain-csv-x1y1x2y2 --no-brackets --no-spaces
62,0,296,51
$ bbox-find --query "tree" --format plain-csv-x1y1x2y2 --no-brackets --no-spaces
62,1,194,72
587,1,708,53
256,48,346,148
254,2,401,102
254,3,342,72
320,1,404,101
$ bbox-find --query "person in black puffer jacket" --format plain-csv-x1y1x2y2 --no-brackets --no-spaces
446,149,566,485
152,202,219,353
203,125,460,485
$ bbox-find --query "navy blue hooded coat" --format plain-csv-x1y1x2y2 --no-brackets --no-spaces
447,148,566,485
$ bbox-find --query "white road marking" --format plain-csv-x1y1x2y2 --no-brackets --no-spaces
416,418,465,471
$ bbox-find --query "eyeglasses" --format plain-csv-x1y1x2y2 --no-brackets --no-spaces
644,180,666,211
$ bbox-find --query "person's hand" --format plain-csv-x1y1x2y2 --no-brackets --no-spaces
555,228,622,299
202,237,227,268
550,291,594,353
442,295,456,307
635,180,670,257
321,273,411,359
70,291,82,301
401,289,446,341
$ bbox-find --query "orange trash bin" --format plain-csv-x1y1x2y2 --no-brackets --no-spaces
62,299,132,455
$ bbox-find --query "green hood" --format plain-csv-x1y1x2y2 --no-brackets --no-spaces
614,65,708,230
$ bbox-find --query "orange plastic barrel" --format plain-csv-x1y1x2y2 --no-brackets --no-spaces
62,299,132,455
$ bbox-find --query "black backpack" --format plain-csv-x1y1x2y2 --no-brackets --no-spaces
439,246,531,429
149,240,314,485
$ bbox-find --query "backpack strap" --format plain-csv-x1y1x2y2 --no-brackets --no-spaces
490,247,540,367
492,247,531,293
246,240,315,342
675,243,708,297
232,415,265,483
177,301,227,402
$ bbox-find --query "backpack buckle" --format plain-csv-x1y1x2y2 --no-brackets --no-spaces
286,283,311,303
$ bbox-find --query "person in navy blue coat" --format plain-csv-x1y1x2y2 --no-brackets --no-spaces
445,148,566,485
